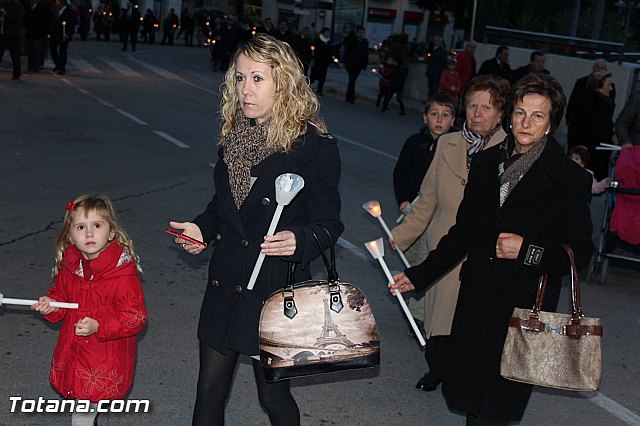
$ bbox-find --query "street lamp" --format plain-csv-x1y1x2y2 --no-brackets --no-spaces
615,0,640,63
470,0,478,41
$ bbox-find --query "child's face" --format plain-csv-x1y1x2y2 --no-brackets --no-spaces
570,153,585,167
69,208,115,260
424,104,455,137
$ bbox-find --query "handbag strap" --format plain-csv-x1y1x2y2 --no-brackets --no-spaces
311,224,339,283
281,225,343,316
560,244,584,319
312,225,343,313
531,244,584,321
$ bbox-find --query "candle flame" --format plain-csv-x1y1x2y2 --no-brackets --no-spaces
362,200,382,218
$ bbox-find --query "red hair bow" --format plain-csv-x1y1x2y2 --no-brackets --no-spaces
66,201,76,213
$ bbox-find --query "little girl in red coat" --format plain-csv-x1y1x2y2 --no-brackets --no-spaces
32,195,147,425
439,60,462,106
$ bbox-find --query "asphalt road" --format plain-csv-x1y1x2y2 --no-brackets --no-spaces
1,39,639,426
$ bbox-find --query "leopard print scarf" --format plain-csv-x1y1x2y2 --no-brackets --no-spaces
223,115,277,209
498,133,547,206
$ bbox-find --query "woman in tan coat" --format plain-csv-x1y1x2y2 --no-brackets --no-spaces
391,75,508,391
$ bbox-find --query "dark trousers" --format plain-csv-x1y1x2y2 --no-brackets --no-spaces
183,31,193,46
26,37,46,71
143,29,155,44
382,90,406,113
0,36,22,78
425,335,449,380
427,74,441,99
311,63,329,94
122,28,138,51
49,38,69,72
346,66,362,102
161,30,174,45
192,342,300,426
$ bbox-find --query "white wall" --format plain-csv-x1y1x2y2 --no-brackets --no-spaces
404,43,640,133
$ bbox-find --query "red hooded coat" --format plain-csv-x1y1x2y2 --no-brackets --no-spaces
44,242,147,402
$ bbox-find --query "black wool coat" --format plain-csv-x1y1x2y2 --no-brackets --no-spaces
393,128,440,206
193,128,344,355
405,136,593,421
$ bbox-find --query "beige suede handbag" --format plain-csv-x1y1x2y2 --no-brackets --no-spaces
500,244,603,391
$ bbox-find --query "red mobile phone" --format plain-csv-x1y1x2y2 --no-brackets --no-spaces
165,228,207,247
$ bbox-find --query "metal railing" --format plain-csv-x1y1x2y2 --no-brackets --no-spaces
482,26,628,63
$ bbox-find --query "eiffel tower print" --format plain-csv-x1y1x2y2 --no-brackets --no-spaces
314,296,354,348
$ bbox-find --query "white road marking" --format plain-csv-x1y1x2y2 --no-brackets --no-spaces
69,59,101,73
128,56,180,80
76,88,115,108
100,57,141,77
333,133,398,161
153,130,190,149
114,108,148,125
60,78,73,86
181,79,220,96
581,392,640,425
337,237,370,261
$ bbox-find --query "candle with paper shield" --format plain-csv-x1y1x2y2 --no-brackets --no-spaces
364,238,426,346
247,173,305,291
362,200,410,268
0,292,78,309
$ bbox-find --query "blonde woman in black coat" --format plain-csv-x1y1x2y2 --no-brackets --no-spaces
390,74,593,425
169,35,343,426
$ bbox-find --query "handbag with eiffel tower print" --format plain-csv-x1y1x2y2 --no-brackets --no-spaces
259,226,380,382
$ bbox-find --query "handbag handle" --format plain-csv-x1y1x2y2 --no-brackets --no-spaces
281,225,343,319
283,225,338,287
531,244,584,321
311,224,339,284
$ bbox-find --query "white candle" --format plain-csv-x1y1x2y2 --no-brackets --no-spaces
1,295,78,309
247,174,304,291
363,239,425,347
363,200,410,268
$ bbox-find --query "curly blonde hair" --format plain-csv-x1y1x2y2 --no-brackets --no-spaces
219,34,327,152
51,195,142,278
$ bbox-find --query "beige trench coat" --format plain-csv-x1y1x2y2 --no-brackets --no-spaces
391,129,506,337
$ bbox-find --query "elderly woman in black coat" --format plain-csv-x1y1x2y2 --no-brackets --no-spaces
570,71,615,180
169,35,343,425
390,74,593,425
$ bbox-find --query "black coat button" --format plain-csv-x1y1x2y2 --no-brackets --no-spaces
241,239,249,247
211,280,219,287
261,197,271,206
235,285,243,293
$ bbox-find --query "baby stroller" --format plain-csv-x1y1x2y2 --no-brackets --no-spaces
588,146,640,285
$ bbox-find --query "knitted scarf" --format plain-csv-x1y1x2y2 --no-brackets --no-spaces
462,121,502,169
498,134,547,206
223,115,277,209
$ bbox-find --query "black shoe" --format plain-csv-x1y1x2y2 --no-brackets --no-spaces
57,70,65,75
11,76,20,80
399,111,407,116
416,373,441,392
53,66,59,72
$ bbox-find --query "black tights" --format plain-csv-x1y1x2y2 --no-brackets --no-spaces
192,342,300,426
